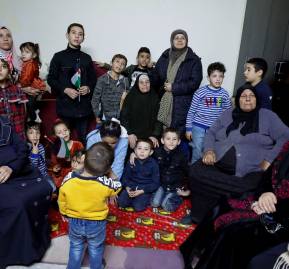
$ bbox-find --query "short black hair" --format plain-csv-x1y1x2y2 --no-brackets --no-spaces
111,54,127,66
137,47,151,56
246,58,268,78
25,121,40,133
207,62,226,76
99,120,121,139
135,138,154,150
71,149,86,160
84,142,114,176
162,127,180,139
67,23,85,35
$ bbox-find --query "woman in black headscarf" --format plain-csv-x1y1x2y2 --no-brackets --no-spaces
120,74,162,149
183,84,289,225
0,116,52,268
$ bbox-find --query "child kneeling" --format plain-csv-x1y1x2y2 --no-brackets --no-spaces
118,139,160,211
58,142,122,269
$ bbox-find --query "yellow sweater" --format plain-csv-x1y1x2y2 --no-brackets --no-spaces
58,174,122,220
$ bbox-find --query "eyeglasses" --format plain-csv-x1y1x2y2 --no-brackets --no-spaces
240,94,256,99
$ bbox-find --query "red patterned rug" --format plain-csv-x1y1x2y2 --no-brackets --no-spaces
48,199,195,250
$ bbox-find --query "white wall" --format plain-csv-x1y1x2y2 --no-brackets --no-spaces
1,0,247,95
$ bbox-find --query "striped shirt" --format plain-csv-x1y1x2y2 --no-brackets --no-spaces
29,143,49,178
186,85,232,131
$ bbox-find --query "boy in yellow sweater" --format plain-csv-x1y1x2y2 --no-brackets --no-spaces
58,142,122,269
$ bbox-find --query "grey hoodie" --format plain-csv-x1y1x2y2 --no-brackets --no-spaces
91,72,129,120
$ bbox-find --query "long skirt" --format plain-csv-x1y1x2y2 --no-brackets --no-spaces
0,171,52,267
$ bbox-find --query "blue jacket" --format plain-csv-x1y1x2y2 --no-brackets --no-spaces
121,157,160,193
151,47,203,134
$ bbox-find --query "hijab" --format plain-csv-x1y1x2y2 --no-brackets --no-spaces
226,83,260,136
0,27,22,73
169,29,188,65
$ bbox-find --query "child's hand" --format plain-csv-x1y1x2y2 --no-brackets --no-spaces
164,82,172,92
185,131,192,141
22,87,41,96
79,86,90,95
177,188,191,197
129,152,137,166
52,164,61,173
31,141,39,154
64,88,79,99
129,189,144,197
109,195,118,205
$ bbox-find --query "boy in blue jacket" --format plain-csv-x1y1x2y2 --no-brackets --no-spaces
118,139,160,211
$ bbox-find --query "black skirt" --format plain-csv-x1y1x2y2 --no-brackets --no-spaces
0,171,52,267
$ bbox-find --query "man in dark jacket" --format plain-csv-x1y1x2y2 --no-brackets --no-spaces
47,23,96,144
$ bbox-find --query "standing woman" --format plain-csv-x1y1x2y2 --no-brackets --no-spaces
151,29,202,137
0,26,22,82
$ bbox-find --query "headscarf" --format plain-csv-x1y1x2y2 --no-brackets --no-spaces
0,26,22,75
169,29,188,65
226,83,260,136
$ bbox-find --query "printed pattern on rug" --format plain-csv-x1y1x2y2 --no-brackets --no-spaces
48,199,195,250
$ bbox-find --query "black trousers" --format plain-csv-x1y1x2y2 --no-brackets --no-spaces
60,115,90,145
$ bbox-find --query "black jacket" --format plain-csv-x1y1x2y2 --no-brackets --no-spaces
47,46,97,118
154,146,188,190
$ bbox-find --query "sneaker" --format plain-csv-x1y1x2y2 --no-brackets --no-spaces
180,214,194,225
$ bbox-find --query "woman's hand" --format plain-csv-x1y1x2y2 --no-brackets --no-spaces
128,134,137,149
149,136,159,148
260,160,271,171
258,192,277,213
22,87,41,96
0,166,13,183
185,131,192,141
164,82,172,92
202,150,216,165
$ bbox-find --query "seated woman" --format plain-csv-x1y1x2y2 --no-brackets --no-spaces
86,119,128,180
181,140,289,269
182,83,289,225
0,115,53,267
120,74,162,149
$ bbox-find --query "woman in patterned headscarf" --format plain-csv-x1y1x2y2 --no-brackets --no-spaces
0,26,22,82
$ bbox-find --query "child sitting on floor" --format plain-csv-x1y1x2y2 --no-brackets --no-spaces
151,127,190,212
118,139,160,211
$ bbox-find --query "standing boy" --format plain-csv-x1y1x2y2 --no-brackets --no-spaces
152,128,189,212
124,47,154,88
91,54,129,123
58,142,122,269
244,57,272,109
118,139,160,211
47,23,97,144
186,62,232,163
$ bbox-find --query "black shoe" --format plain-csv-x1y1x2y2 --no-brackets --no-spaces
180,214,194,225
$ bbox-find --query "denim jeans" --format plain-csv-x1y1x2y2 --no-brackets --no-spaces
151,186,182,212
191,125,207,164
67,218,106,269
